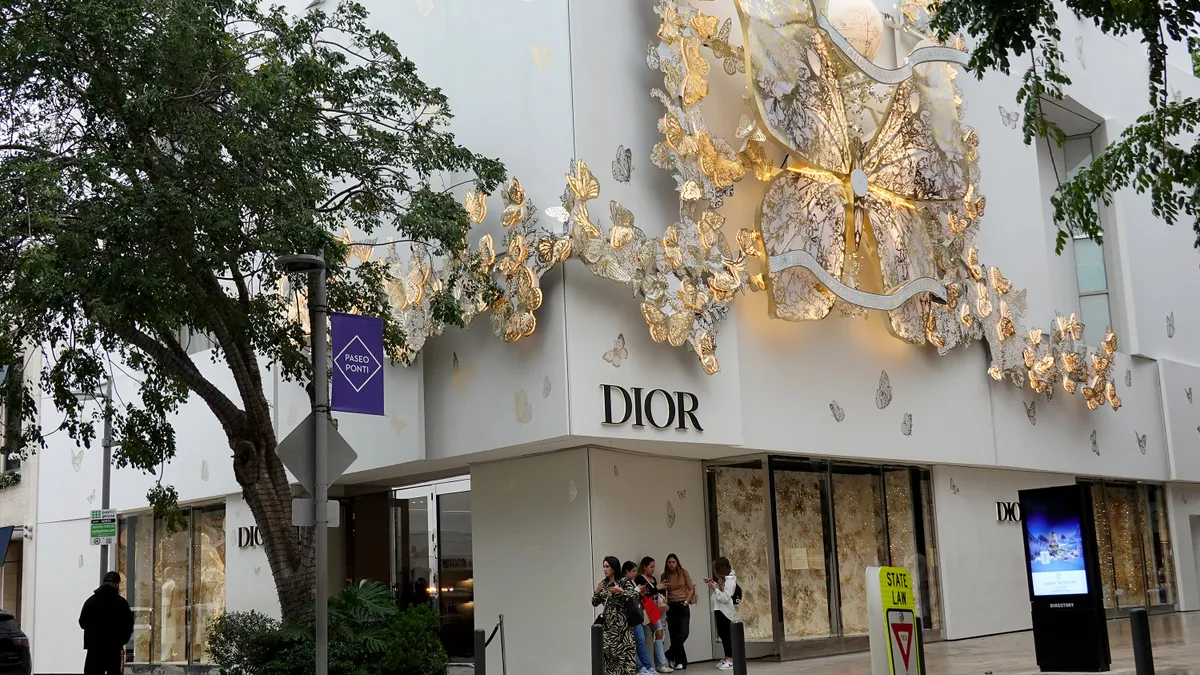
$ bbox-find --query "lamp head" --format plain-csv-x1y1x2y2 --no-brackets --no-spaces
276,254,326,274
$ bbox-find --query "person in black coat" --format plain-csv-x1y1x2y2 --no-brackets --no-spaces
78,571,134,675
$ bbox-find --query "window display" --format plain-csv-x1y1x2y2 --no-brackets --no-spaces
117,504,227,665
1084,480,1177,612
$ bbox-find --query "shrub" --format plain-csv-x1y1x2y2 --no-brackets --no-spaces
208,580,449,675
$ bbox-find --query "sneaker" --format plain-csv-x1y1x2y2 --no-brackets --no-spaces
716,661,733,671
658,666,674,673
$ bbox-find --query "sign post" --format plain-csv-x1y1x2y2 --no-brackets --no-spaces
867,566,919,675
89,509,117,546
330,312,385,416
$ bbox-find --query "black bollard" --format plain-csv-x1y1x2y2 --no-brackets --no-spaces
591,623,604,675
731,620,748,675
915,618,927,675
1130,607,1155,675
474,628,487,675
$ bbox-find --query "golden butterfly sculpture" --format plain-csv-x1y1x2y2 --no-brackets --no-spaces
736,0,971,343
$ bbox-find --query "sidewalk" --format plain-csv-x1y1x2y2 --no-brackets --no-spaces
746,611,1200,675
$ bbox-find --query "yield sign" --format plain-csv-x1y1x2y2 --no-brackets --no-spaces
887,610,916,675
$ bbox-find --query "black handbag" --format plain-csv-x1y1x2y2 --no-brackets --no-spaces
624,594,643,625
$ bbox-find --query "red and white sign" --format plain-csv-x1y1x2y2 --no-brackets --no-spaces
886,609,917,675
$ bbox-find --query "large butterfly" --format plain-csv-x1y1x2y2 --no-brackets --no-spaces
735,0,971,342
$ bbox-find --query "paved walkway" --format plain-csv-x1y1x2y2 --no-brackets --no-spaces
746,612,1200,675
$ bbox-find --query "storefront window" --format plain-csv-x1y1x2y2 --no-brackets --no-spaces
437,491,474,660
711,460,943,654
1085,480,1177,612
117,504,227,664
711,464,773,643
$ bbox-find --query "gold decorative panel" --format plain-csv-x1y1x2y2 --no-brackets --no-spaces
832,473,885,636
713,467,773,641
773,470,831,639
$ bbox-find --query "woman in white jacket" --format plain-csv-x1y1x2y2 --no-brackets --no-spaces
705,557,736,671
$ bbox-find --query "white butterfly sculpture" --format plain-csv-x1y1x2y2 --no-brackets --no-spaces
741,0,971,341
612,145,634,184
998,106,1020,129
603,334,628,367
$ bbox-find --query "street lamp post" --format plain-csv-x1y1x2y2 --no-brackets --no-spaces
73,378,114,585
277,253,330,675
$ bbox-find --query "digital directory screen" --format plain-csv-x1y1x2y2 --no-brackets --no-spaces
1022,489,1089,597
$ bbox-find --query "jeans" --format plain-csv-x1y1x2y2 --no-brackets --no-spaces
714,611,732,659
633,622,654,670
84,648,122,675
666,602,691,666
650,618,669,666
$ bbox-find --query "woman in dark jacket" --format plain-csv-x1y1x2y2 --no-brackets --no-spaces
593,555,639,675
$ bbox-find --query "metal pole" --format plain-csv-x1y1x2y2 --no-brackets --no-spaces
731,620,747,675
99,377,112,585
499,614,508,675
915,617,927,675
310,259,330,675
474,629,487,675
1130,607,1154,675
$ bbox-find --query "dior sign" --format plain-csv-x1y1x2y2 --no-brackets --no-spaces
996,501,1022,522
601,384,703,431
237,526,265,548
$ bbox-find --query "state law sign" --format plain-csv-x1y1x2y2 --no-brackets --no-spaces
331,312,384,416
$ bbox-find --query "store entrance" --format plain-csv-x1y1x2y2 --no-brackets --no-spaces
393,478,474,661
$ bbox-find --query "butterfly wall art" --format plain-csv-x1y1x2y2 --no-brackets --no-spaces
998,106,1020,129
901,412,913,436
612,145,634,183
1135,432,1147,455
603,334,628,368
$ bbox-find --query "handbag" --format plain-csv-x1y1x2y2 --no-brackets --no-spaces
642,596,663,624
624,594,643,625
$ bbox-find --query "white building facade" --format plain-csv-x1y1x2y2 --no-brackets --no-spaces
26,0,1200,674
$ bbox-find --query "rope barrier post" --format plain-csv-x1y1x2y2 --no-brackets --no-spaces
1131,607,1155,675
591,622,604,675
474,629,486,675
731,620,748,675
499,614,508,675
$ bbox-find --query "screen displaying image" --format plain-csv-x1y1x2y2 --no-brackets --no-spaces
1023,491,1089,596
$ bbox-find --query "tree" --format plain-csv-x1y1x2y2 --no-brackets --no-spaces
0,0,504,620
931,0,1200,251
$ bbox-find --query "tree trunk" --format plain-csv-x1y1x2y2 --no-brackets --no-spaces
232,419,315,622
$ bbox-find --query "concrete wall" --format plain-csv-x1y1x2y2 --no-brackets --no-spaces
931,466,1076,640
471,449,594,675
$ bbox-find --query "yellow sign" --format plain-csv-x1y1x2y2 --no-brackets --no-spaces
878,567,919,675
880,566,914,611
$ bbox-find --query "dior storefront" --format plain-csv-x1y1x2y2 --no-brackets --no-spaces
707,458,939,659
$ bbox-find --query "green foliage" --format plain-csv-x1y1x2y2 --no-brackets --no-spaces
0,0,503,593
0,471,20,490
932,0,1200,248
208,581,448,675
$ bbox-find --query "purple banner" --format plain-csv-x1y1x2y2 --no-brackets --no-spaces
330,312,385,416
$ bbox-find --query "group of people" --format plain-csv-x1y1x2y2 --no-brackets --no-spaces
592,554,738,674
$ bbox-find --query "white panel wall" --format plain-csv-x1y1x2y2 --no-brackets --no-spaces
587,448,714,663
31,518,97,673
1165,484,1200,611
931,465,1075,640
224,495,281,619
472,449,594,675
1158,359,1200,482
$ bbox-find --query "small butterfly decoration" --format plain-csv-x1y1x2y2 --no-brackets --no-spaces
77,555,85,569
677,490,686,500
901,413,913,436
646,40,661,71
829,400,845,422
389,409,408,436
950,478,960,495
1172,88,1184,105
543,376,552,399
568,480,578,503
1075,36,1085,68
86,489,96,504
1024,400,1037,425
1091,429,1100,456
1136,431,1147,455
415,0,433,18
603,334,628,368
1167,312,1176,338
531,43,553,69
612,145,633,184
514,390,533,424
544,206,571,235
71,447,84,473
666,501,676,529
201,460,209,482
999,106,1020,129
1188,387,1194,404
451,352,478,394
1125,370,1132,388
254,566,262,577
613,464,619,477
876,371,893,409
696,17,745,76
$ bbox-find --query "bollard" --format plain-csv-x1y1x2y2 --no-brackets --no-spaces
473,629,487,675
731,620,748,675
915,619,927,675
1130,607,1155,675
591,622,604,675
499,614,508,675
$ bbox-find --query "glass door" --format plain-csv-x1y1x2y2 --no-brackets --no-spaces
392,478,473,661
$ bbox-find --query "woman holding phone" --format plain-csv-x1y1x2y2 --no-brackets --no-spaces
593,555,639,675
636,557,672,673
705,557,737,671
662,553,696,670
